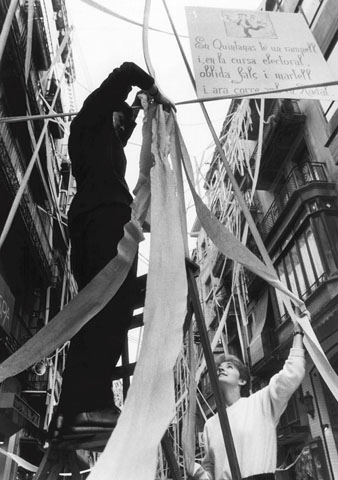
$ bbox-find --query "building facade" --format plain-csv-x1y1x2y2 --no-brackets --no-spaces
192,1,338,478
0,1,77,478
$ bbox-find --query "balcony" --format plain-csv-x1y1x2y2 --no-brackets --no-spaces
0,393,40,437
251,99,306,190
257,162,328,239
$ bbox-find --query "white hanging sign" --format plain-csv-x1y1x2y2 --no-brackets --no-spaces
185,7,338,100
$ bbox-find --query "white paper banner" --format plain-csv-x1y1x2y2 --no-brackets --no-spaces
185,7,338,100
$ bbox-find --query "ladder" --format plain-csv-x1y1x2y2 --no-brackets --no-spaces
34,433,111,480
34,259,241,480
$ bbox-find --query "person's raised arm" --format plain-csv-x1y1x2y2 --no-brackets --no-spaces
74,62,175,128
266,317,305,421
146,84,176,112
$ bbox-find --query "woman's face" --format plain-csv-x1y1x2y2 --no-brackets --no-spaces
217,361,242,387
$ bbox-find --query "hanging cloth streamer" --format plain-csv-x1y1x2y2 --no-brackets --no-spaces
182,324,198,476
0,448,38,473
0,158,155,382
87,106,187,480
0,217,143,382
174,119,338,402
0,447,92,476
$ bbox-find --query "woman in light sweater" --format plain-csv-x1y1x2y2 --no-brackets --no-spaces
193,323,305,480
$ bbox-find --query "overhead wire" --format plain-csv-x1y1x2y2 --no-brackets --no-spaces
80,0,188,38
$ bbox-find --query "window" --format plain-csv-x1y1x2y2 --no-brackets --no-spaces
298,234,316,286
275,225,325,318
296,0,324,26
312,214,338,273
319,41,338,121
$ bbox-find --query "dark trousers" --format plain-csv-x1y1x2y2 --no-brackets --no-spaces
58,204,136,414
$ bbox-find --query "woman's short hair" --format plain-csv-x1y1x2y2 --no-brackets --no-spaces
216,353,251,397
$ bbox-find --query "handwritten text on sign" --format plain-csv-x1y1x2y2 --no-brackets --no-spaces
185,8,338,100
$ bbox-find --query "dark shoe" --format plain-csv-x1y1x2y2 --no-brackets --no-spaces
48,405,120,441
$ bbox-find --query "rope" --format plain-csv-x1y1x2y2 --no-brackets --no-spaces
176,79,338,105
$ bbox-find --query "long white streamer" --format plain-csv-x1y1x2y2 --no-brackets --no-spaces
176,119,338,402
87,106,187,480
0,447,37,473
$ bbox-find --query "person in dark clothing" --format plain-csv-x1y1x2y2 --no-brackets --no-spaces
49,62,175,440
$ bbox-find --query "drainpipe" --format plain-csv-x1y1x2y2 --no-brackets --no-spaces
44,208,54,325
309,370,335,479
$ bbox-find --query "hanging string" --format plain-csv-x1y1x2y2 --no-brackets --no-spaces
176,79,338,106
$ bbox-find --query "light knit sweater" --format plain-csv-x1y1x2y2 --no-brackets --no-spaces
194,348,305,480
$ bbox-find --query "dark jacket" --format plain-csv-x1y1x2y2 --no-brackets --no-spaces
68,62,154,221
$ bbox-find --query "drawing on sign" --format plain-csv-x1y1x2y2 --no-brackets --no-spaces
223,12,277,39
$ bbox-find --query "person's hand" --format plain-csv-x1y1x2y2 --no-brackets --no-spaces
147,85,176,112
153,90,176,112
295,305,310,320
293,322,304,335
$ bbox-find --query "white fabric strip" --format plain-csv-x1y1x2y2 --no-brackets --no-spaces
177,119,338,401
0,447,37,473
87,107,187,480
0,219,143,382
0,96,157,383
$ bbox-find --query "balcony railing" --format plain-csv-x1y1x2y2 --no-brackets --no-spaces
258,162,327,238
276,272,328,326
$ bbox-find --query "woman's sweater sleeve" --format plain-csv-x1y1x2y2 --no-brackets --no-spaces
268,347,305,422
